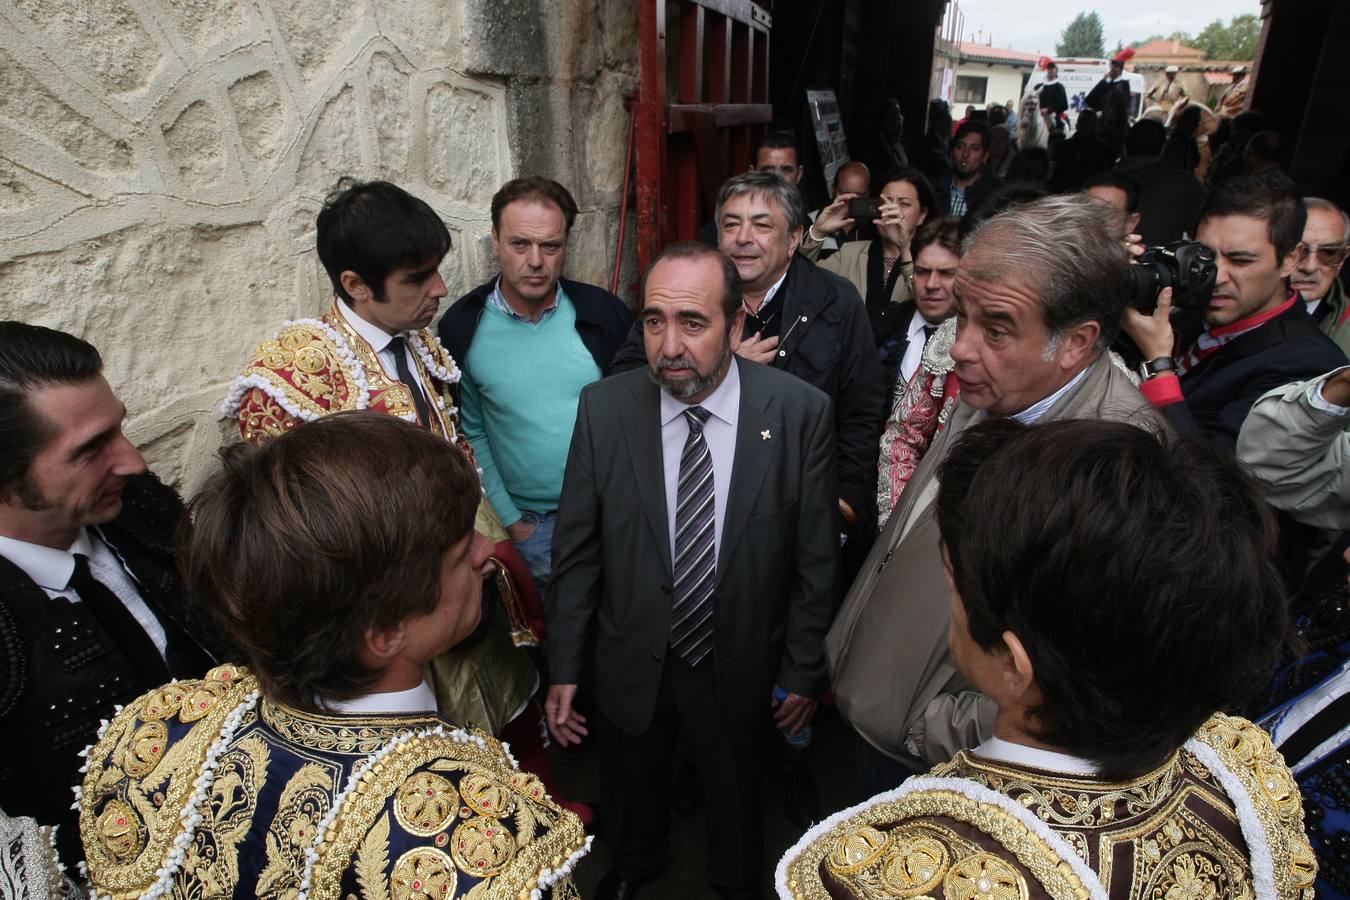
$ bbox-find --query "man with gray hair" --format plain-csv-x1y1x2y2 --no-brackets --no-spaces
615,171,882,549
826,194,1166,794
1294,197,1350,356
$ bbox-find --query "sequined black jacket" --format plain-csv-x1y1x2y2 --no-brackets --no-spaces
0,472,218,865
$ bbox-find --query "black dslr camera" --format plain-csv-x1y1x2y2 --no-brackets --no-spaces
1128,241,1217,312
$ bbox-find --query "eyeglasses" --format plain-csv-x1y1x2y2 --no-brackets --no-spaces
1298,242,1349,267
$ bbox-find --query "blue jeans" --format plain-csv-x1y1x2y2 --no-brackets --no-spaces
514,509,556,594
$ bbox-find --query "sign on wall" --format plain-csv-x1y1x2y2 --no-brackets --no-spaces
805,89,850,185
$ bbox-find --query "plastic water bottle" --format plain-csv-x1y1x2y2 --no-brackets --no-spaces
773,687,812,749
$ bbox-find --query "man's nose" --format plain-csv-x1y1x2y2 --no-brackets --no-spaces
525,244,544,268
428,272,448,297
112,434,148,476
661,329,685,359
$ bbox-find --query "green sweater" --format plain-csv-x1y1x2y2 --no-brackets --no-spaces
460,291,601,524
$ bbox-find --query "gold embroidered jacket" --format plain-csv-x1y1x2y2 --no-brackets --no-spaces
79,665,588,900
222,304,540,733
777,714,1317,900
225,300,464,446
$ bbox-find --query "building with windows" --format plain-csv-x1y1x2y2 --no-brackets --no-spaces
948,41,1040,111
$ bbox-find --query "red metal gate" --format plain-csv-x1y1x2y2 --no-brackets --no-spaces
633,0,774,277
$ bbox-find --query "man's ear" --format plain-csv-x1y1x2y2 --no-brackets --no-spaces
363,621,407,663
340,270,375,305
1000,629,1036,699
1055,320,1101,372
787,225,804,257
1277,247,1301,280
728,308,747,352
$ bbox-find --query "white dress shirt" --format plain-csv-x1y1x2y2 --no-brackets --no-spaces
326,681,438,715
660,359,741,567
0,527,169,659
898,313,937,384
972,735,1099,776
336,298,424,384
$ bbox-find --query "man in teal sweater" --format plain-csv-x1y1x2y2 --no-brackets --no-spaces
439,177,632,591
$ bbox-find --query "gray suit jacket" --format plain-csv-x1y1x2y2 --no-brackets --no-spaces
826,354,1165,767
547,358,839,737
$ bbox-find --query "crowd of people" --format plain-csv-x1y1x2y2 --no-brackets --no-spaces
0,76,1345,900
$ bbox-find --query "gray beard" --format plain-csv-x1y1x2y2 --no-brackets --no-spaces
648,338,733,400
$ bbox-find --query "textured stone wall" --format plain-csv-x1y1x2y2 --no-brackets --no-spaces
0,0,638,491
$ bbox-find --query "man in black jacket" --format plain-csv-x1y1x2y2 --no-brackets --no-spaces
613,171,883,549
438,177,632,591
0,322,217,865
1124,172,1347,446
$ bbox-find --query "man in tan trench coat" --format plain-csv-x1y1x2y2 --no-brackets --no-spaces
826,195,1167,792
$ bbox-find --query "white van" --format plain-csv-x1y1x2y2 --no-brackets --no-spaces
1021,58,1147,142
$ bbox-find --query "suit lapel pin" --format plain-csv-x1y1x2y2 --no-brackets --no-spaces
761,429,772,441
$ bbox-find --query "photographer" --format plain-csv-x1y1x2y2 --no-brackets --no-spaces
1123,172,1346,448
804,168,940,395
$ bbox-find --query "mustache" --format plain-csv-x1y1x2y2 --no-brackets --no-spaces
656,355,697,371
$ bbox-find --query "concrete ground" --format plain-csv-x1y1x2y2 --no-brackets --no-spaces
547,707,869,899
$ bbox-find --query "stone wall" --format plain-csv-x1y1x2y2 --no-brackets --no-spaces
0,0,638,492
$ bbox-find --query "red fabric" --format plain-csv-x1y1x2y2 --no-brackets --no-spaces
1140,373,1184,406
492,539,546,640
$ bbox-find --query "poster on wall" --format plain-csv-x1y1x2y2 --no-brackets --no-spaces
805,89,849,185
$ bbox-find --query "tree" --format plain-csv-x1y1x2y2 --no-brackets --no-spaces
1193,14,1260,60
1057,11,1106,58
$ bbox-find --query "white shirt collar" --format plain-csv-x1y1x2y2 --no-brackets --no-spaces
907,311,932,340
325,681,438,715
1011,365,1090,424
973,735,1100,776
336,297,398,354
746,270,790,317
0,527,95,591
659,354,741,429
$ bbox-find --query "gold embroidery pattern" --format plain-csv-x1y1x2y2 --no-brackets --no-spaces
784,788,1089,900
256,762,335,898
828,825,889,875
880,834,949,896
80,665,259,900
396,772,458,837
458,772,516,819
449,816,516,877
261,700,441,754
943,852,1028,900
1193,714,1317,898
121,721,170,778
391,847,458,900
180,733,270,898
307,732,587,900
94,799,144,862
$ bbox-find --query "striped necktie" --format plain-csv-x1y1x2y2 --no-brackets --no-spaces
670,406,716,665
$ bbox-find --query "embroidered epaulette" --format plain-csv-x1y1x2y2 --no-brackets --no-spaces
78,664,260,900
307,727,590,900
222,319,369,442
1186,713,1318,899
776,774,1103,900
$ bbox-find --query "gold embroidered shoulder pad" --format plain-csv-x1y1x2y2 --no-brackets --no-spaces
1186,713,1318,899
224,319,367,442
78,664,260,899
306,727,590,900
776,774,1101,900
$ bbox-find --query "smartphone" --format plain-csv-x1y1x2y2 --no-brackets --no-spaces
846,197,883,220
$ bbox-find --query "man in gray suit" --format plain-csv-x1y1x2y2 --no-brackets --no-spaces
545,242,838,900
827,195,1166,794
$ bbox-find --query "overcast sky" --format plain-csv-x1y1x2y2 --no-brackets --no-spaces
948,0,1262,56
